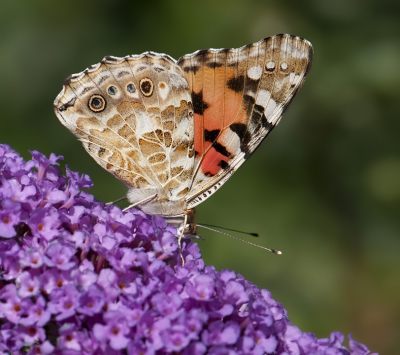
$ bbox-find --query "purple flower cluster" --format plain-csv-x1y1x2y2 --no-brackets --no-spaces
0,144,377,354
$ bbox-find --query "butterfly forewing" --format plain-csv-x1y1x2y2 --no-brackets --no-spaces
177,34,313,209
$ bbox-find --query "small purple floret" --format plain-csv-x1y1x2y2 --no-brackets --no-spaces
0,144,378,354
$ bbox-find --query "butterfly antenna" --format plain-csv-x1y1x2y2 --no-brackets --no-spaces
197,223,259,237
196,224,282,255
106,196,128,205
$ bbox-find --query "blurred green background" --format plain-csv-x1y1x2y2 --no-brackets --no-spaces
1,1,399,353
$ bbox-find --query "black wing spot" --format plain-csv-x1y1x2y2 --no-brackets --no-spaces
212,141,231,158
261,113,274,130
204,129,220,142
117,70,130,78
250,105,274,131
227,75,245,93
136,66,147,72
196,49,209,58
230,122,247,140
187,50,207,74
192,91,209,115
183,65,201,75
80,86,94,95
250,104,264,131
218,160,229,170
139,78,154,97
204,130,231,157
153,67,165,72
98,75,109,86
206,61,224,68
246,77,260,93
243,94,256,115
253,104,264,116
58,97,76,112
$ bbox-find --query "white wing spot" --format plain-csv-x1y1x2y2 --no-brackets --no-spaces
247,65,262,80
264,98,277,118
266,61,275,71
280,62,288,71
255,89,271,106
158,82,170,100
289,73,301,86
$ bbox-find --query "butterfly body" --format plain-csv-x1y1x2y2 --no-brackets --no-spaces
54,34,313,237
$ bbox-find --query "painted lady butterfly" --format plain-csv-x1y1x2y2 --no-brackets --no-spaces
54,34,313,246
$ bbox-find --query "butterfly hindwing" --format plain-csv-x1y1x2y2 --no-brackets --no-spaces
177,34,313,208
54,53,196,214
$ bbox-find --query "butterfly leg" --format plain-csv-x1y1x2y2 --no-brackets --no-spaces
122,194,158,212
176,213,188,266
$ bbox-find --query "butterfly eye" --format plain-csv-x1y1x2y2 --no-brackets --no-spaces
126,83,136,93
88,95,106,112
139,78,154,97
107,86,117,95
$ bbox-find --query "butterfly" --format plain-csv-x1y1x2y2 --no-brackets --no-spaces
54,34,313,250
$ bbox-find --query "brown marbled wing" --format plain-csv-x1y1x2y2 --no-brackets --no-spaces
177,34,313,209
54,53,196,215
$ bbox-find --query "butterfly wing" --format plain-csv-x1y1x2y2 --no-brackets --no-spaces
177,34,313,209
54,53,196,214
